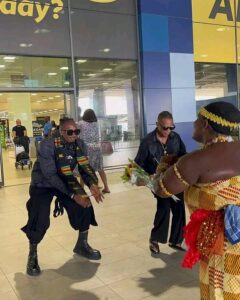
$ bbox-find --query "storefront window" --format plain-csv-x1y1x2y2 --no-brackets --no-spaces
76,59,140,166
0,55,72,88
195,63,238,110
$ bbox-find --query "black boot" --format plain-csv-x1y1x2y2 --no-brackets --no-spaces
73,231,101,260
26,243,41,276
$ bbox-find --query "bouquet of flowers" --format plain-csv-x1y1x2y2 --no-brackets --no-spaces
121,159,154,191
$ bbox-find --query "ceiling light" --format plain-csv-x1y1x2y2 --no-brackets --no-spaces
42,99,48,101
60,67,69,70
3,56,16,60
201,54,208,58
76,59,87,63
103,68,112,71
48,109,53,111
31,93,37,96
0,65,5,68
37,100,42,103
55,95,61,98
102,82,109,85
64,81,70,85
48,72,57,76
48,97,54,99
103,48,110,52
87,73,96,77
54,109,58,111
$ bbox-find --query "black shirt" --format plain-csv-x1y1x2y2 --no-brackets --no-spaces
12,125,26,137
135,129,186,175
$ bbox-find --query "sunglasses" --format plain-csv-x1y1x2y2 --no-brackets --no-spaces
62,129,80,136
159,124,175,131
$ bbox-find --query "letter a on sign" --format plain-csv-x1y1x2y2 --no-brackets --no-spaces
209,0,233,21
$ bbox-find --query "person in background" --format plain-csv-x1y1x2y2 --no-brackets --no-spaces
21,118,103,276
12,119,29,154
43,117,52,138
152,101,240,300
51,120,57,130
12,119,27,138
135,111,186,254
78,109,110,194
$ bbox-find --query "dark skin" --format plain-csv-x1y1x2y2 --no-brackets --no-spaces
60,120,103,208
153,115,240,197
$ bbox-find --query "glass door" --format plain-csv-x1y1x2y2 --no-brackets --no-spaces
0,91,73,186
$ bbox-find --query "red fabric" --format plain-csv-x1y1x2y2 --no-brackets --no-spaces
182,209,211,269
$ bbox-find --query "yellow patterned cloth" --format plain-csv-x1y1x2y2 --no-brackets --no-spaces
185,177,240,300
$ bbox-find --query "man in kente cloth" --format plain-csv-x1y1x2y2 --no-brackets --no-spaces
21,118,103,276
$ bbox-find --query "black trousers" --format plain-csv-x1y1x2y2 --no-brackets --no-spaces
150,193,186,245
21,186,97,244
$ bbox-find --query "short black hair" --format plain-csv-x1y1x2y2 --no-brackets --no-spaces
204,101,240,135
59,117,75,129
82,109,97,123
157,111,173,121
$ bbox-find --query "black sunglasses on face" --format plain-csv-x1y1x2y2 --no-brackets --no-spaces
62,129,80,136
159,124,175,131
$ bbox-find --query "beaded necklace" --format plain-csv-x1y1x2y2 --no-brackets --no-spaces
204,135,233,148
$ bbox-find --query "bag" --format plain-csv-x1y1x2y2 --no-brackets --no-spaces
101,141,113,155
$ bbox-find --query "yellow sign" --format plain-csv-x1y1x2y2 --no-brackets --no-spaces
0,0,117,23
192,0,236,25
0,0,63,23
192,0,238,63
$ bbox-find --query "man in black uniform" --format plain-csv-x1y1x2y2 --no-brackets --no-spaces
21,118,103,276
12,119,27,138
135,111,186,254
12,119,30,154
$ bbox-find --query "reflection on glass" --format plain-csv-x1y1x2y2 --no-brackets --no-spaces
195,63,237,111
0,55,73,88
76,58,140,163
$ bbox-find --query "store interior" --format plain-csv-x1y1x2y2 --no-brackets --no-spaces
0,92,66,186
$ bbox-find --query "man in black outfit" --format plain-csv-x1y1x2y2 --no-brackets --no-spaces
135,111,186,254
12,119,30,154
12,119,27,138
21,118,103,276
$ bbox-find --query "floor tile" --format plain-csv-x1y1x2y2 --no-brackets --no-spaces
0,171,201,300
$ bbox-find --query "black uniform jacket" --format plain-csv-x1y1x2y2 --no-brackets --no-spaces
31,138,93,197
135,128,186,175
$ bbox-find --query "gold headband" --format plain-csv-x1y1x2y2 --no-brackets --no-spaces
199,107,239,129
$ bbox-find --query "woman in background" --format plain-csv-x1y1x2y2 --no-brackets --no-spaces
79,109,110,193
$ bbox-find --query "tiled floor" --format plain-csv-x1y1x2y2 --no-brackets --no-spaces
0,171,200,300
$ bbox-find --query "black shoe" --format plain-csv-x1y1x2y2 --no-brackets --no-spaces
73,241,101,260
168,243,186,251
27,243,41,276
149,240,160,254
73,231,101,260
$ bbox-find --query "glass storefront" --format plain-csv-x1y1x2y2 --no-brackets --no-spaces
0,0,139,185
0,91,70,186
76,59,140,167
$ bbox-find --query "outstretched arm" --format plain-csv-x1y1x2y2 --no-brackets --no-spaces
153,151,202,197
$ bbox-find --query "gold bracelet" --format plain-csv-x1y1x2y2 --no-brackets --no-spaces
173,164,189,186
159,178,173,197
